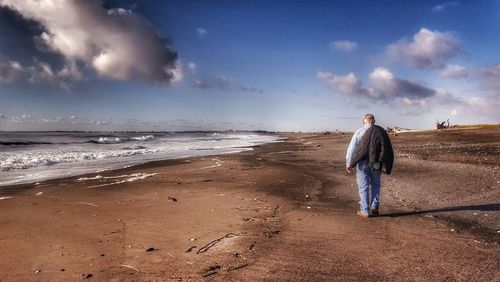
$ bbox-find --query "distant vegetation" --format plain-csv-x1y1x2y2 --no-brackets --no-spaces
451,124,500,129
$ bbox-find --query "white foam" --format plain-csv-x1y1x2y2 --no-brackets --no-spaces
78,175,103,181
0,147,162,171
97,137,125,144
86,173,158,188
0,196,13,200
131,135,154,141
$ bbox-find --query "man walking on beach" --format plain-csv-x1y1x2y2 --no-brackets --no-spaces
346,113,394,217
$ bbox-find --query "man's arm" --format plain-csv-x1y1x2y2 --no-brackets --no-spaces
345,129,360,173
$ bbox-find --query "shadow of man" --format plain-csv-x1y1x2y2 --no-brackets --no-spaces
380,203,499,217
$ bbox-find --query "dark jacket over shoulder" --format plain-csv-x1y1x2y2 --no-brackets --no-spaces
349,125,394,174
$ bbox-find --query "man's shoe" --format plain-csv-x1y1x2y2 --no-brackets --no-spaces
370,207,379,216
356,211,370,218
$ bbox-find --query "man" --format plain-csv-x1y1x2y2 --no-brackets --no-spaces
346,113,394,218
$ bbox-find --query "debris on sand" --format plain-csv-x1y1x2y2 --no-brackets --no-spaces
120,264,157,274
249,242,256,251
167,196,178,202
186,246,197,253
81,273,93,279
202,264,221,277
78,201,98,207
263,229,280,238
145,247,157,252
196,233,238,254
227,263,249,272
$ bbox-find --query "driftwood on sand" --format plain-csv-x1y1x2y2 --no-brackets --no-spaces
196,233,238,254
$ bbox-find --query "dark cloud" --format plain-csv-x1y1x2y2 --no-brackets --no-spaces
0,6,66,72
0,0,180,86
318,67,463,108
368,68,435,99
393,79,435,98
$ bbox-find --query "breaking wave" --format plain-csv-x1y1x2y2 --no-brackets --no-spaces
0,132,280,185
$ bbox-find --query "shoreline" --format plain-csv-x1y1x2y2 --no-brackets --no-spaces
0,130,498,280
0,136,284,189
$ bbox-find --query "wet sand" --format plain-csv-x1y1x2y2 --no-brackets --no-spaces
0,128,499,281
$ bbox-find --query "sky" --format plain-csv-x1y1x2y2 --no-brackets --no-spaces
0,0,499,132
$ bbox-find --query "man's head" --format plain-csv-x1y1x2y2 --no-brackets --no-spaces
363,113,375,125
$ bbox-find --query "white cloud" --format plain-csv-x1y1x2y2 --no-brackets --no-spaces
2,114,115,127
107,8,132,15
26,61,71,90
196,27,208,38
476,64,500,90
0,0,180,84
437,65,500,122
185,62,197,74
440,64,469,78
57,60,83,80
8,114,34,124
432,2,458,12
399,109,423,116
400,88,463,108
192,75,263,94
329,40,359,53
165,60,184,83
316,71,375,97
0,56,22,82
192,78,210,89
451,94,500,122
386,28,460,69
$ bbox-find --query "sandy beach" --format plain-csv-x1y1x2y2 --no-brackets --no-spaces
0,128,499,281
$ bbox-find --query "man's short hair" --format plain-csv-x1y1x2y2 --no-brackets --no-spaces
363,113,375,123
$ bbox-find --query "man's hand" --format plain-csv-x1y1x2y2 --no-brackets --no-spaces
346,166,352,174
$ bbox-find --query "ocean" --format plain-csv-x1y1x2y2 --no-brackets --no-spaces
0,131,280,186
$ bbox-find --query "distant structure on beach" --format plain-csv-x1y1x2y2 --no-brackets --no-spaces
436,119,450,130
386,127,410,134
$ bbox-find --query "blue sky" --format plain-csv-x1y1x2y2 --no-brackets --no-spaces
0,0,499,131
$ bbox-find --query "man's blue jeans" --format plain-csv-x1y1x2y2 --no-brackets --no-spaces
356,160,381,214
